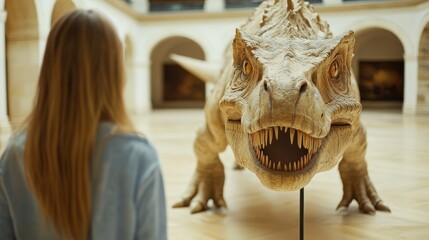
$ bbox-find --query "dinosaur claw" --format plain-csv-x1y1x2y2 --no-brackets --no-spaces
375,201,391,212
172,203,182,208
190,201,206,214
172,198,192,208
361,202,376,215
214,198,227,208
336,206,348,212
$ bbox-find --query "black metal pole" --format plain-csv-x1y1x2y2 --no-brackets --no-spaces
300,188,304,240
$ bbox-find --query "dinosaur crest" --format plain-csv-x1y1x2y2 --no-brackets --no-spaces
242,0,332,40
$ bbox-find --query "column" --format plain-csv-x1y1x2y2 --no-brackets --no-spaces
403,54,418,114
131,0,149,14
133,60,151,114
0,10,11,151
323,0,342,5
205,0,225,12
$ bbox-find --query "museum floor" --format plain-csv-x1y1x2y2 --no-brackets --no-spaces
132,109,429,240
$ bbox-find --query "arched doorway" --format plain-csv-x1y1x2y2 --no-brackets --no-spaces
51,0,76,26
418,23,429,113
353,28,405,110
150,37,206,109
5,0,40,128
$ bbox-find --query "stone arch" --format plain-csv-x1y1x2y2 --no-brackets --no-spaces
51,0,76,26
417,22,429,113
353,27,405,109
346,18,414,56
5,0,40,128
150,36,206,109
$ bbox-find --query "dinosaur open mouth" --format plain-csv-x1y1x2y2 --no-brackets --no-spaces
250,127,323,172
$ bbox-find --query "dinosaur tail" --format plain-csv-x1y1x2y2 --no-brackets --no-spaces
169,54,221,84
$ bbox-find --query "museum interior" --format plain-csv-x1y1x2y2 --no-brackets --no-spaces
0,0,428,239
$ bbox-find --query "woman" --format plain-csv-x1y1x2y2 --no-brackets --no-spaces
0,10,166,239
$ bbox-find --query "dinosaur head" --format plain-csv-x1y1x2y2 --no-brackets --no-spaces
219,0,361,191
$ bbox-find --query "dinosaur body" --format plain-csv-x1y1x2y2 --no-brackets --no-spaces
174,0,390,215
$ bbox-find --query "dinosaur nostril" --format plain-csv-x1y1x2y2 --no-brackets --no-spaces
299,82,307,94
263,81,268,91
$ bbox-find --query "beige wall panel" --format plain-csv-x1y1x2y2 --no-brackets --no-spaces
6,40,39,127
418,24,429,113
5,0,40,129
51,0,76,26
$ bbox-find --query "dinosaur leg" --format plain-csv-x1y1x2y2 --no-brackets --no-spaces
173,103,228,214
337,122,391,215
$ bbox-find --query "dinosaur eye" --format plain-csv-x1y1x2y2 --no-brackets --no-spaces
329,60,340,80
243,59,252,76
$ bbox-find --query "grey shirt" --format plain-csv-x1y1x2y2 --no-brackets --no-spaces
0,122,167,239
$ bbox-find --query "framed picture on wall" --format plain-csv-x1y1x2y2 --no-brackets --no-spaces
358,61,404,101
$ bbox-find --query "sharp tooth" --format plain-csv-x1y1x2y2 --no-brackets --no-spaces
257,134,260,146
273,162,277,170
302,134,307,148
290,128,295,143
298,160,301,170
269,128,273,144
293,162,297,171
259,130,265,148
315,138,322,149
297,131,302,149
262,129,268,147
284,163,287,171
265,129,270,146
265,156,269,167
255,132,261,147
284,127,288,133
255,133,259,148
274,127,279,140
289,162,292,170
277,161,281,170
253,134,256,146
305,135,310,149
268,159,272,169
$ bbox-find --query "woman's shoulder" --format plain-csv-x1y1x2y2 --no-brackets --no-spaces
102,131,159,165
1,131,27,156
109,132,154,152
98,122,155,153
0,131,27,173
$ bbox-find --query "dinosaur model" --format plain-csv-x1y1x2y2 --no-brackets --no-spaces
173,0,390,215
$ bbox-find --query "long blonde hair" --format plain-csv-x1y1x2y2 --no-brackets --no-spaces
24,10,132,239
